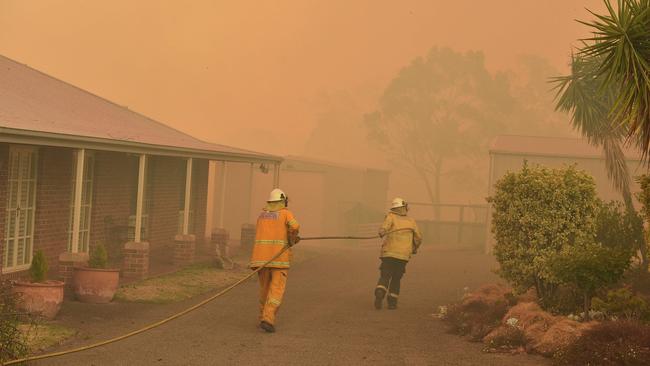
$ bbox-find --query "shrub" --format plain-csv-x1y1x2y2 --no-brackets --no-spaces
554,321,650,366
488,163,599,306
634,175,650,270
549,242,630,319
88,244,108,269
595,201,644,258
0,280,29,363
29,250,48,283
592,288,650,322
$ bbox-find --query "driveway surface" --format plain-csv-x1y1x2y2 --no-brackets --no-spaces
37,243,548,365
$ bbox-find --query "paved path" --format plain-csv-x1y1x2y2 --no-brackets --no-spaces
38,244,548,365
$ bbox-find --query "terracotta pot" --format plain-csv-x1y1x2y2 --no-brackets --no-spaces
12,280,65,319
72,267,120,303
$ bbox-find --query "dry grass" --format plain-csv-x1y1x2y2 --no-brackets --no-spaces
115,247,317,304
19,323,77,353
115,261,250,304
444,284,512,341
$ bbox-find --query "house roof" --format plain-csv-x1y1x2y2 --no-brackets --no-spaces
489,135,642,161
0,55,281,164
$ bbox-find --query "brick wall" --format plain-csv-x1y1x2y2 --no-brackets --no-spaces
90,151,136,260
0,144,8,275
32,147,74,278
0,146,213,279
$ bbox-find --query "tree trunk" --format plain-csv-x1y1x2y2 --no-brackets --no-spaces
416,168,439,220
583,291,591,321
433,158,442,221
640,235,649,272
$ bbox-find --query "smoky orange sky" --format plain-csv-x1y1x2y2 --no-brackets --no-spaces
0,0,605,157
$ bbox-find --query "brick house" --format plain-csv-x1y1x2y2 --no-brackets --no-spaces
0,55,281,283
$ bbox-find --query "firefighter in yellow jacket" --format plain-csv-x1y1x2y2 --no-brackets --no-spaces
250,188,300,333
375,197,422,310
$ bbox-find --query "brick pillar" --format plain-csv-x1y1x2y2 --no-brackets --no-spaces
123,241,149,279
174,234,196,267
240,224,256,254
211,228,230,258
58,252,89,294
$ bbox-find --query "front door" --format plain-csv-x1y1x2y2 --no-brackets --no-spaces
3,146,38,272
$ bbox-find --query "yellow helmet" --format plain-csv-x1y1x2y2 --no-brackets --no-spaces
391,197,407,209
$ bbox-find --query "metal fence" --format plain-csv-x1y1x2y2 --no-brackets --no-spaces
408,202,488,249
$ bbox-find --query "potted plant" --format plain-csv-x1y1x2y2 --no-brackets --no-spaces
12,250,65,319
72,243,120,303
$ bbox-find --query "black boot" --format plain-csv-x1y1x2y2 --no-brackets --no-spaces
260,321,275,333
387,295,398,310
374,287,386,310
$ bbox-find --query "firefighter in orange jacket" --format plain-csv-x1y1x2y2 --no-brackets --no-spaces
374,197,422,310
249,188,300,333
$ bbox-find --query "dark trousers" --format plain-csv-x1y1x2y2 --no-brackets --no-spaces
376,257,407,299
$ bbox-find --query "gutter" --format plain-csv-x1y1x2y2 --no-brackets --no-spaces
0,127,283,165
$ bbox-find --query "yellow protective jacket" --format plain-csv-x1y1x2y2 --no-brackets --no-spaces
249,202,300,269
379,210,422,261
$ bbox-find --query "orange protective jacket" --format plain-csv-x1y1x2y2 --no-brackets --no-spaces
249,202,300,269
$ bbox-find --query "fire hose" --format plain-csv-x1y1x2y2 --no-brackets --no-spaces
3,228,412,365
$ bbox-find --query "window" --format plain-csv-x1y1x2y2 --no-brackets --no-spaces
67,152,94,253
3,146,38,272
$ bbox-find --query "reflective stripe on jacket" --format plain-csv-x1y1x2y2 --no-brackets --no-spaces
379,211,422,261
249,203,300,269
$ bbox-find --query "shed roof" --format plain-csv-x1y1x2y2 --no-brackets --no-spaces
490,135,642,161
0,55,281,164
283,155,389,173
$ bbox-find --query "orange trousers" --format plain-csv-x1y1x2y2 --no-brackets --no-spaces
258,268,288,325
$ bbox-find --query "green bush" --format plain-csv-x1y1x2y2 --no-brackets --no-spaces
595,201,644,257
0,280,29,363
488,163,599,306
549,242,630,318
634,175,650,270
88,244,108,269
29,250,48,283
592,288,650,322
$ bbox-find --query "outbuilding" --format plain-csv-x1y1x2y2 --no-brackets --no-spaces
486,134,643,252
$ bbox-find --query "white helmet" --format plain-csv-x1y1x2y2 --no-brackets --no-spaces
268,188,287,202
391,197,407,209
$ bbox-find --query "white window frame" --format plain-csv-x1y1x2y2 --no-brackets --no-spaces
3,146,38,273
67,151,94,253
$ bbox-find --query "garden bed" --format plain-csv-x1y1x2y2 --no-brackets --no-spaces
438,283,650,365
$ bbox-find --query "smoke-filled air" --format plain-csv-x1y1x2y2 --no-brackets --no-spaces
1,1,649,365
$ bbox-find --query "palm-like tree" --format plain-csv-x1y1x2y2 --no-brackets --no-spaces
554,0,650,268
554,55,632,207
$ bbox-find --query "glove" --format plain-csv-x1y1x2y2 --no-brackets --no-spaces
288,232,300,247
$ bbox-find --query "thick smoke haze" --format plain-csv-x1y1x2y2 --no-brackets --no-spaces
0,0,606,205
